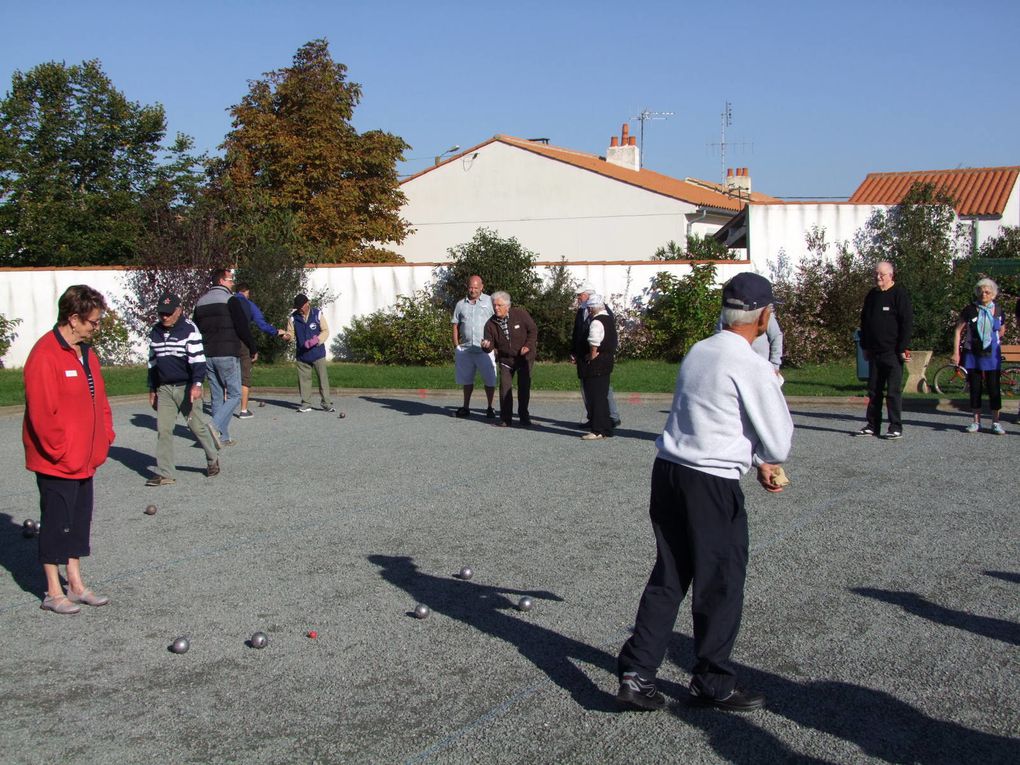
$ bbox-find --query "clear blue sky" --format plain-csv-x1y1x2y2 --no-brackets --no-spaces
4,0,1019,199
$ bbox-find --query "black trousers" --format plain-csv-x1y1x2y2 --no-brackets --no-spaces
967,368,1002,412
618,459,748,699
498,360,531,424
36,474,94,565
581,375,613,436
866,351,904,432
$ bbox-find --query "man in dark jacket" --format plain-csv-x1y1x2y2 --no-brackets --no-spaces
146,292,220,486
192,269,256,445
482,291,537,427
576,293,617,439
286,293,334,413
856,261,913,439
572,283,621,428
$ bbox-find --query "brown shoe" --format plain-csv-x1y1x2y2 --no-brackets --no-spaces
65,588,110,607
207,460,220,477
41,594,81,614
145,475,175,487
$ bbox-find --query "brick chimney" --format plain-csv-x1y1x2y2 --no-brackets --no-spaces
606,123,640,171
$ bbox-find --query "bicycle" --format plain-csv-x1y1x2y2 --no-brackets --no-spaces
931,363,1020,397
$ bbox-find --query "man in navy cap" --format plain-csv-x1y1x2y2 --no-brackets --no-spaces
616,272,793,714
146,292,221,486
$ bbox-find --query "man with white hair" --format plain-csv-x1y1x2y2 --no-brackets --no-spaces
576,292,617,439
571,283,621,428
616,272,793,714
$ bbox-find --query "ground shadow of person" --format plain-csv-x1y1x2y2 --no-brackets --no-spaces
984,570,1020,585
106,445,156,478
664,632,1016,764
0,512,45,598
853,587,1020,646
361,396,459,419
368,554,620,711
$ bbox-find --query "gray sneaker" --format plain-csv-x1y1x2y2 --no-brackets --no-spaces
40,594,81,615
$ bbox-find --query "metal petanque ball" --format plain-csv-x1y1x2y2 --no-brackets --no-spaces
458,566,473,581
22,519,38,538
413,604,431,619
338,411,347,419
257,400,266,408
516,597,534,612
249,631,269,649
170,637,190,654
144,504,157,516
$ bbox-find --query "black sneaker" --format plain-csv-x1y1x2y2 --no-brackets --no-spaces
237,409,254,419
853,426,875,437
485,407,496,419
616,672,666,711
323,406,336,413
453,407,470,418
519,416,532,428
689,685,765,713
883,429,903,440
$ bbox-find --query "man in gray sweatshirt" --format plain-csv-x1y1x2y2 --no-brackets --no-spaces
616,272,794,714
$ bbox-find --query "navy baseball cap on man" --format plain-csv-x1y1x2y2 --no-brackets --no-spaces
293,293,309,310
156,292,181,314
722,273,778,311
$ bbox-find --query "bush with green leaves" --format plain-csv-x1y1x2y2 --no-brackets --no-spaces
0,313,22,368
92,309,139,366
333,289,449,365
653,235,738,261
639,263,720,361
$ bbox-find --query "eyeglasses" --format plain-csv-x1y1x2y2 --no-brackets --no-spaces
77,314,103,329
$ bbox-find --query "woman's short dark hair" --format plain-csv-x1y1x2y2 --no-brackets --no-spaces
57,285,107,326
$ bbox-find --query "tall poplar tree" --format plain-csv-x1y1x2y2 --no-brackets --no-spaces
217,39,410,263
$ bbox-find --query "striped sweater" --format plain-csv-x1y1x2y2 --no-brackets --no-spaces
147,316,208,390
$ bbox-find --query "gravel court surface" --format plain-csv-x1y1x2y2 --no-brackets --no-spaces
0,392,1017,764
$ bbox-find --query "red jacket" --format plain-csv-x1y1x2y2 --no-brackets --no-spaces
23,329,115,479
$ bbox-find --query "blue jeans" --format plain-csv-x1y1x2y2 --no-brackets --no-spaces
206,356,241,439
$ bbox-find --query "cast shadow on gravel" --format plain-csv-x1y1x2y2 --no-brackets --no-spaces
789,409,963,434
107,445,157,478
369,554,620,712
984,570,1020,584
853,587,1020,646
0,512,44,597
664,632,1016,765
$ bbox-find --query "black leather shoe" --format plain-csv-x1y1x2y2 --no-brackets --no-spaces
519,416,532,427
616,672,666,711
485,407,496,419
689,685,765,712
453,407,470,418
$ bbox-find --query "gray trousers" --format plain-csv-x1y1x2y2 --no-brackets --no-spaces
297,357,333,409
156,384,218,478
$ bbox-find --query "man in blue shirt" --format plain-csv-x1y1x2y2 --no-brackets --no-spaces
235,283,290,418
451,275,497,418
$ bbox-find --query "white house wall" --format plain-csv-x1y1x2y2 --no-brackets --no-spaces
747,203,886,273
0,260,751,368
397,142,714,262
973,181,1019,248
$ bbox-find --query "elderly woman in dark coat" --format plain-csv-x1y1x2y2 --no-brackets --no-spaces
481,291,537,427
576,293,617,440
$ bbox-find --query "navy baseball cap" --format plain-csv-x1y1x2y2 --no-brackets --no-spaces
157,292,181,315
293,293,309,310
722,273,779,311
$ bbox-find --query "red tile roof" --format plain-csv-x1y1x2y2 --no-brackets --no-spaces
403,135,763,212
849,166,1020,217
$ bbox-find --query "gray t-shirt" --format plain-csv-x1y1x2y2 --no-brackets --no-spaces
452,294,494,351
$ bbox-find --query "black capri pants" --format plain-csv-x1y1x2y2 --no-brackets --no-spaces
967,368,1002,412
36,474,95,565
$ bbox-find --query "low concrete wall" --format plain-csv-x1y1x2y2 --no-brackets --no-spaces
0,259,752,368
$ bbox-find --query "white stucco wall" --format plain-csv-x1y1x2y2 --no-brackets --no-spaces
972,180,1019,248
746,203,886,273
0,260,751,368
397,142,728,262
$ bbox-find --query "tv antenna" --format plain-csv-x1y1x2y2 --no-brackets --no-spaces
630,108,674,168
707,101,753,186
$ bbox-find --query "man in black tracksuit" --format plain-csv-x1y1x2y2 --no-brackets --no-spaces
857,260,913,439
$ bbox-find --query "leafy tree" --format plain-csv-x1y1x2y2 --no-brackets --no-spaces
216,39,409,263
0,59,166,266
653,235,736,261
641,264,720,361
855,182,970,350
434,228,542,311
0,313,21,367
524,260,577,361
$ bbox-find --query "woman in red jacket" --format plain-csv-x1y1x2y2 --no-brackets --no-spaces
23,285,115,615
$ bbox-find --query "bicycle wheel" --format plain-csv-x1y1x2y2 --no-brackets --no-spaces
1000,366,1020,398
932,364,968,396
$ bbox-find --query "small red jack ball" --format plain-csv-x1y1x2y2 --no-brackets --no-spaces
308,630,318,639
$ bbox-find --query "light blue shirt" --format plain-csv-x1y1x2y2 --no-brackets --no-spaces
452,293,493,351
